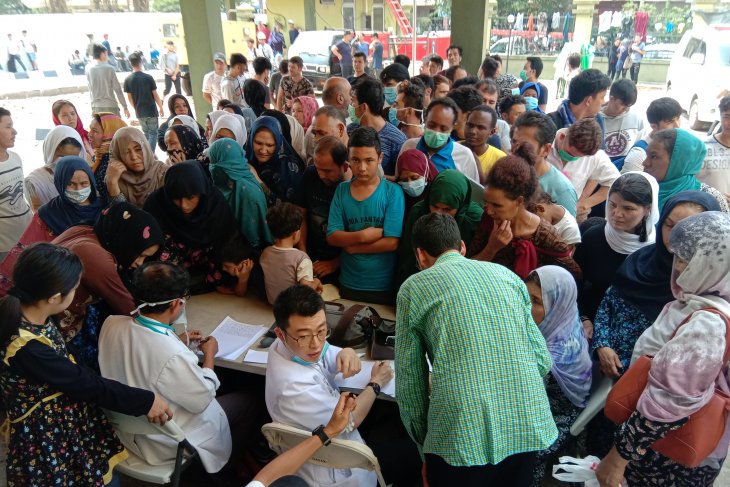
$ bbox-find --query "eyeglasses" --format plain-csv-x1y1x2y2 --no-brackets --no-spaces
284,328,331,345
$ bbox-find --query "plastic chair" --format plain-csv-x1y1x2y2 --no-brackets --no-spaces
103,409,199,487
262,422,387,487
570,365,615,437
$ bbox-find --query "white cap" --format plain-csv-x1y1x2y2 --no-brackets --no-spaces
288,19,294,23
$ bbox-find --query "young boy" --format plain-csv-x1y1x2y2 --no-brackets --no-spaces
261,202,322,305
327,127,404,304
217,234,254,297
529,190,581,249
700,96,730,194
463,105,506,184
601,79,643,169
0,108,31,259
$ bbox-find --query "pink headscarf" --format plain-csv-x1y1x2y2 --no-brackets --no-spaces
295,96,318,132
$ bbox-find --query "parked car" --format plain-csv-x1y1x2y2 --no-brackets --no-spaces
288,30,344,91
666,29,730,129
643,43,677,60
489,37,528,56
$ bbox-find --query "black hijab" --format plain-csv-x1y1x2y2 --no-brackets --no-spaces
143,161,236,249
94,202,165,270
169,125,205,160
261,109,294,147
244,79,268,117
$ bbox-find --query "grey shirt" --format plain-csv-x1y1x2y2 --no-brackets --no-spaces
87,62,127,110
161,51,178,75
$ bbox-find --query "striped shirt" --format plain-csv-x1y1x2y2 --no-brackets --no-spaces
395,251,558,466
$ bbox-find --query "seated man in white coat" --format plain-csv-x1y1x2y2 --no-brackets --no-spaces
265,285,394,487
99,261,256,474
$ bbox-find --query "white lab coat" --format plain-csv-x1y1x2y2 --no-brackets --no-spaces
98,315,232,473
265,339,377,486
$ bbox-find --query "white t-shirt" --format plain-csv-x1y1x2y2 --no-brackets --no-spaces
202,70,225,108
621,133,651,174
552,207,581,245
496,119,511,152
699,134,730,194
547,143,619,196
0,151,32,252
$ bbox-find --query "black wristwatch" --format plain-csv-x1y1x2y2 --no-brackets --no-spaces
312,424,331,446
367,381,381,395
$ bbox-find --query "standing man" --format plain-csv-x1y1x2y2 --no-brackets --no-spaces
160,41,181,97
519,56,548,111
124,52,164,151
369,33,383,77
548,69,610,138
348,51,370,87
20,30,37,71
462,106,505,184
331,31,354,79
202,52,226,108
253,32,276,66
269,24,286,58
102,34,118,70
0,108,31,260
288,19,300,45
396,212,557,487
87,43,129,117
220,53,248,109
445,45,462,69
6,34,25,72
629,34,646,83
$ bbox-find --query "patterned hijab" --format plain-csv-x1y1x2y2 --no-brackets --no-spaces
170,114,199,135
168,125,205,161
294,96,318,131
109,127,168,207
532,266,592,407
92,113,127,170
94,202,164,270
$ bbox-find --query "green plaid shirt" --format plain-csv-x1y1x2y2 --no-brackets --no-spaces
396,252,558,466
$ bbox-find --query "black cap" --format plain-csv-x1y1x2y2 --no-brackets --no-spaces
380,62,410,83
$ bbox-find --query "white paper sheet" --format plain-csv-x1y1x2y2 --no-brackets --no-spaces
209,316,267,360
243,349,269,364
334,360,396,397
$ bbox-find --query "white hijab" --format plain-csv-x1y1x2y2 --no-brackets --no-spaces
212,113,247,149
43,125,84,165
604,171,659,255
170,114,199,136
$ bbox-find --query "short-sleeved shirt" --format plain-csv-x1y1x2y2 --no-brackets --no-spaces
0,152,32,253
123,71,158,118
260,246,314,304
630,42,646,63
539,164,579,217
475,145,506,177
372,42,383,69
293,167,341,262
335,40,352,66
519,80,548,107
202,71,224,108
161,51,178,74
327,178,404,291
699,134,730,195
244,78,271,105
279,75,315,115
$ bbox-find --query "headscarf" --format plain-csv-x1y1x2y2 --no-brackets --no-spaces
208,139,272,248
396,148,437,184
143,161,235,249
38,156,104,235
631,212,730,428
42,125,84,167
657,128,705,210
244,79,268,117
614,191,720,322
51,100,91,153
532,266,592,408
168,125,205,160
520,82,544,113
294,96,318,132
246,116,305,205
171,114,199,135
167,94,193,117
109,127,168,207
92,113,127,171
93,202,164,270
261,109,294,147
207,110,228,128
26,126,85,207
212,113,247,148
604,171,660,255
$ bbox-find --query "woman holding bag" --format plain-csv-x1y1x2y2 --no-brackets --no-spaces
596,211,730,486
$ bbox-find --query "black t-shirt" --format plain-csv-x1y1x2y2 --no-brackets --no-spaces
244,78,271,105
292,166,341,262
518,80,548,107
123,71,158,118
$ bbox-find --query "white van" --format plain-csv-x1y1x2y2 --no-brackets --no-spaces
288,30,344,91
666,29,730,129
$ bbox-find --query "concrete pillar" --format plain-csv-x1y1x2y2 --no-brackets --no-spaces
450,0,497,75
180,0,225,123
572,0,598,46
304,0,317,31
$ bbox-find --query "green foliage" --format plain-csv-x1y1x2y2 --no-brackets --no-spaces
152,0,180,12
497,0,570,17
0,0,32,14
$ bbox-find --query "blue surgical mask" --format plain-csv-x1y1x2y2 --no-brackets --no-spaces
423,129,450,149
348,104,361,125
399,177,426,197
524,96,539,111
384,86,398,105
65,186,92,204
388,106,401,126
292,341,330,366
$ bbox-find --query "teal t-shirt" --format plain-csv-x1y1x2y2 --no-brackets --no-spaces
327,178,404,291
540,165,578,217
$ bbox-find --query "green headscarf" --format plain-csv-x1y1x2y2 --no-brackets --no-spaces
657,129,705,210
396,169,484,287
208,138,272,248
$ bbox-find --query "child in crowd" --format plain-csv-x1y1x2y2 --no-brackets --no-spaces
217,234,255,298
260,202,322,305
529,190,581,248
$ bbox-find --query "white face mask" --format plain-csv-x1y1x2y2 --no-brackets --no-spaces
64,187,92,204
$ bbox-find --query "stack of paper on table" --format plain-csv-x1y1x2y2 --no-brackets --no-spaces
335,361,396,397
209,316,267,360
243,349,269,363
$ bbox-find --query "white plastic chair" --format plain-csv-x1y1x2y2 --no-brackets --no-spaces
103,409,198,487
570,368,615,436
261,422,387,487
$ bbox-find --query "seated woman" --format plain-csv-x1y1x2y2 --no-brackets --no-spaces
106,127,168,207
25,126,85,211
597,211,730,487
262,108,307,161
586,191,719,459
644,128,730,213
88,113,127,203
52,202,164,366
468,148,581,279
204,110,227,140
398,169,483,286
0,243,170,487
525,265,592,487
574,172,659,321
520,82,544,113
157,94,205,151
247,116,305,206
221,101,256,135
208,139,272,249
211,113,247,148
1,156,103,295
144,161,236,293
52,99,94,159
291,96,318,132
395,148,437,218
164,125,205,165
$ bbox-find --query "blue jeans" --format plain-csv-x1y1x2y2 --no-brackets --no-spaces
138,117,159,151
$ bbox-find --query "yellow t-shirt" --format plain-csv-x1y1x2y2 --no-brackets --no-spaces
477,145,507,176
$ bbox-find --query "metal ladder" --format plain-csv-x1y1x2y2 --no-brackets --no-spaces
385,0,413,36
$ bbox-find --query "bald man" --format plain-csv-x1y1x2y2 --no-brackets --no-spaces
305,77,352,162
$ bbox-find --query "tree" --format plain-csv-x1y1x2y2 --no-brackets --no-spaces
0,0,31,14
47,0,69,12
152,0,179,12
133,0,149,11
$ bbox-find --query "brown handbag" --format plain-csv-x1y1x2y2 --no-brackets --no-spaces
604,308,730,468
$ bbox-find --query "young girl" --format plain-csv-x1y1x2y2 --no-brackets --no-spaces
0,243,171,486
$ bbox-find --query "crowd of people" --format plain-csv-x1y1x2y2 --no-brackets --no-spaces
0,32,730,487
